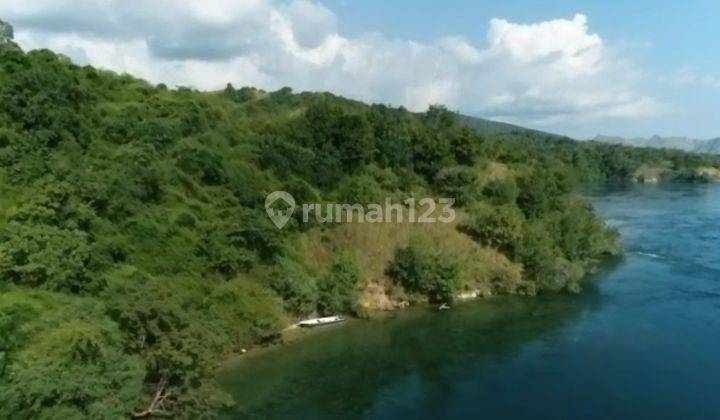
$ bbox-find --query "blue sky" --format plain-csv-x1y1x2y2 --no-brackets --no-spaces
2,0,719,139
323,0,720,138
325,0,717,70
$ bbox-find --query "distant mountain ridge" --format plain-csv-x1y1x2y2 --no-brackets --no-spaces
594,134,720,154
453,114,720,155
458,114,567,138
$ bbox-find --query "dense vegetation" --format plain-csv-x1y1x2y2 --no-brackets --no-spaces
1,35,719,418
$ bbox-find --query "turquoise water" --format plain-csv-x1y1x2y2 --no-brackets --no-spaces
220,183,720,419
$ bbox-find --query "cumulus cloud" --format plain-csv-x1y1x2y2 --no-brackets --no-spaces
0,0,663,126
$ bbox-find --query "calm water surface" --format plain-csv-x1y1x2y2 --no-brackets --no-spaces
220,183,720,419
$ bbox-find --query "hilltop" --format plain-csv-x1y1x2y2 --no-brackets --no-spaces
458,114,561,137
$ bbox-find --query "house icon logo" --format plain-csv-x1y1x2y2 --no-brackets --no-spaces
265,191,296,229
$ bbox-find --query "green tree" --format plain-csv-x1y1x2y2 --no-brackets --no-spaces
387,237,461,302
460,203,525,257
317,255,361,315
0,223,97,293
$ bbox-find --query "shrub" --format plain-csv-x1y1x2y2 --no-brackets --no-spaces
205,279,285,345
482,178,519,206
514,221,560,281
387,237,461,302
0,223,97,293
174,143,226,185
460,203,525,257
0,291,144,419
268,257,318,316
433,165,477,205
317,255,361,315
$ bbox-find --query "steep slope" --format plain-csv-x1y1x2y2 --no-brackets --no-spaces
459,114,562,137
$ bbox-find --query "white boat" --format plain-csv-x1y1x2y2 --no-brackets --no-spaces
297,315,345,328
438,303,451,311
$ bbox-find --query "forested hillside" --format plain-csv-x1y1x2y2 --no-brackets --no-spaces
594,134,720,155
1,38,719,418
458,114,555,136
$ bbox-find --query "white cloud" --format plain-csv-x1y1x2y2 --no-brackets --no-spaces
0,1,664,126
671,67,720,89
487,14,602,74
277,0,337,48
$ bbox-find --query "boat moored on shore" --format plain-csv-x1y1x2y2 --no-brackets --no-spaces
297,315,345,328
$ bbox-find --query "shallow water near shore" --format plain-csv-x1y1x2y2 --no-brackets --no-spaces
219,183,720,419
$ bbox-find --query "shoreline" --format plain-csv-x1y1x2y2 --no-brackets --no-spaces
214,251,623,381
216,289,552,377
